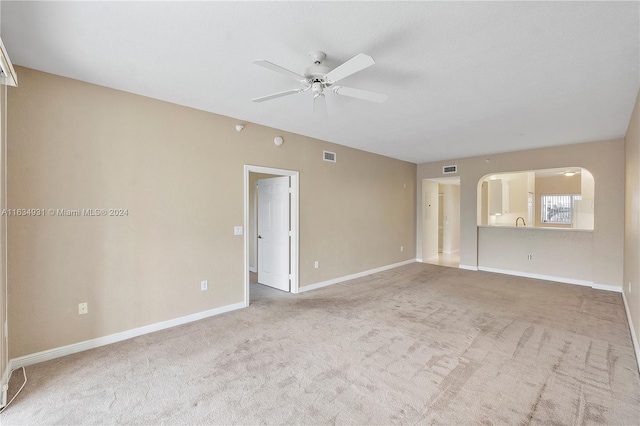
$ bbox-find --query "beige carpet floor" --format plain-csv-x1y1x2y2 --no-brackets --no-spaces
2,263,639,425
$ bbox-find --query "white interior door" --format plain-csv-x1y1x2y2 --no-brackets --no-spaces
257,176,290,291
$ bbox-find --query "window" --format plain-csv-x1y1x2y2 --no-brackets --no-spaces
541,195,581,224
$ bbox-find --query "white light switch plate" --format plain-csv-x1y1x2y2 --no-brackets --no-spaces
234,226,243,235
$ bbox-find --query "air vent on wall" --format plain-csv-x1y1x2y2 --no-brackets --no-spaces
323,151,336,163
443,165,457,174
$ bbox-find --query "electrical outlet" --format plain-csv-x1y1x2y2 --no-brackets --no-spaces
400,246,404,252
201,280,208,291
78,302,88,315
527,254,533,260
629,281,632,292
314,261,319,269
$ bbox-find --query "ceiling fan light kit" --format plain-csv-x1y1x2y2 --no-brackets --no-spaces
252,50,388,116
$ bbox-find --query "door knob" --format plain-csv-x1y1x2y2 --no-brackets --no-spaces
258,235,262,239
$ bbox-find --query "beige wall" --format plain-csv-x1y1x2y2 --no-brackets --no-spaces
508,174,528,219
0,4,6,393
417,138,625,288
7,67,416,358
0,83,7,388
478,227,593,283
536,174,581,196
624,89,640,358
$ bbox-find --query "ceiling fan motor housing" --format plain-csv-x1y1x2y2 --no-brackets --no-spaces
304,65,330,82
305,51,331,84
311,81,324,98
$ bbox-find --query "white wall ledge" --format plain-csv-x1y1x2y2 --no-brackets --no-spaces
478,225,593,232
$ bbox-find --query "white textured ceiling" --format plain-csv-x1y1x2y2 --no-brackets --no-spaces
1,1,638,164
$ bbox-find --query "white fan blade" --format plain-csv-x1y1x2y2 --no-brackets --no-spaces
332,86,388,103
313,94,327,118
252,88,304,103
253,59,308,83
324,53,375,84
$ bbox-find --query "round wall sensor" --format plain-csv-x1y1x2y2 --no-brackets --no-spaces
274,136,284,147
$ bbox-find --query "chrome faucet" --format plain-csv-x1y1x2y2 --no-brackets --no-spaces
516,217,526,227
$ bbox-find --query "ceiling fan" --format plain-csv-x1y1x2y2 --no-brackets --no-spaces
252,51,388,117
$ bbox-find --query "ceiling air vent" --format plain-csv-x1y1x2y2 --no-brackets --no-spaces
443,165,457,174
323,151,336,163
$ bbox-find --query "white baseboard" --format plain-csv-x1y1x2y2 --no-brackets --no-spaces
459,264,478,271
424,255,439,261
622,291,640,373
10,302,246,369
299,259,416,293
0,359,11,408
416,258,423,262
592,283,623,293
477,266,614,290
248,267,257,273
443,249,460,255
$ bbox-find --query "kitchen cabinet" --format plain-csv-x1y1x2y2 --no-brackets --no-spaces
489,179,509,215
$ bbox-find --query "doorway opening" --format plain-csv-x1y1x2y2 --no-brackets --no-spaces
244,165,299,307
421,177,461,268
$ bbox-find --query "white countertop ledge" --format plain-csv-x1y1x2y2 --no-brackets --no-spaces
478,225,593,232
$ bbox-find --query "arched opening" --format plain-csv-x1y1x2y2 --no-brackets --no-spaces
477,167,594,230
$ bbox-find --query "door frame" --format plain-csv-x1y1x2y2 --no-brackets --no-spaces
438,192,444,253
244,165,299,306
421,177,461,264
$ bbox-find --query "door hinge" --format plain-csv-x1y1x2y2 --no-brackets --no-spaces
288,230,292,237
288,187,292,193
288,274,293,280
